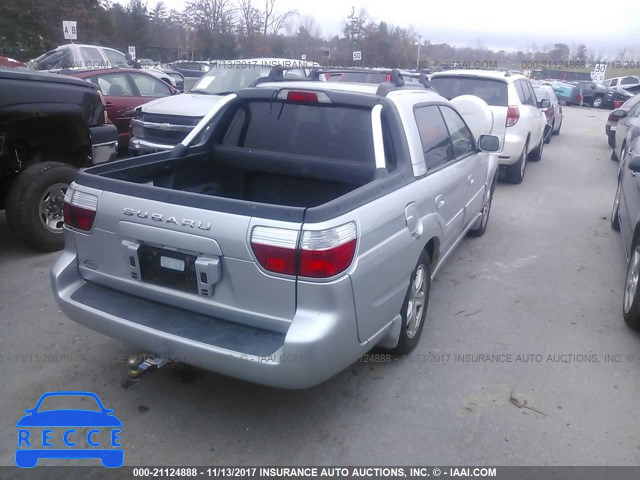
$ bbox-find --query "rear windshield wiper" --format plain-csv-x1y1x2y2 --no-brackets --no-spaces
189,90,212,95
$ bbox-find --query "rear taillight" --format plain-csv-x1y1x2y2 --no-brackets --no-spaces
63,187,98,231
299,223,357,278
250,222,357,279
608,112,621,123
506,105,520,127
576,94,583,104
250,227,298,276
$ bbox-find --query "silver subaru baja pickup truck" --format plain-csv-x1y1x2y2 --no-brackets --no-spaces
52,70,499,388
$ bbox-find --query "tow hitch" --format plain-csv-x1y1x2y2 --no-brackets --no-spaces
127,354,168,378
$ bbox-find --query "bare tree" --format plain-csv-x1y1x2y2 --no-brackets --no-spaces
300,15,321,39
344,6,368,42
263,0,297,36
185,0,236,58
238,0,263,37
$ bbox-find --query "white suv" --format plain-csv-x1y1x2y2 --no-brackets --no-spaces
430,70,548,183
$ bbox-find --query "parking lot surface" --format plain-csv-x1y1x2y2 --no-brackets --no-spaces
1,106,639,468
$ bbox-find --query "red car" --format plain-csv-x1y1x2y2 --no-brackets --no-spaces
67,68,180,152
0,56,24,68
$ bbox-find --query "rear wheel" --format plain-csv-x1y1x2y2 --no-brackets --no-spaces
468,176,496,237
505,141,528,184
592,96,604,108
623,239,640,330
611,178,621,231
5,162,77,252
392,251,431,355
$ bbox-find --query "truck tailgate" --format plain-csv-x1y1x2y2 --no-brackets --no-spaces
71,187,299,332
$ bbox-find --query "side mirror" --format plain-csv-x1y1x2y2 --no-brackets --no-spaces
478,134,500,152
539,99,551,109
628,154,640,172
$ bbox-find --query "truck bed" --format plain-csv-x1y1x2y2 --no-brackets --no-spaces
96,145,378,208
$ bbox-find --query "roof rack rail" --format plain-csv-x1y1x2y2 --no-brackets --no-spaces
418,72,432,88
250,66,434,97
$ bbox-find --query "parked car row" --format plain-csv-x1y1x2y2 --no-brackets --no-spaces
546,79,633,109
603,88,640,331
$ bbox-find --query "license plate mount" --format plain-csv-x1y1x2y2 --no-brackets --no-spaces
138,245,198,294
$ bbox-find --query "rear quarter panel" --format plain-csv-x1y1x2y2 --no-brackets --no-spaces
340,176,444,343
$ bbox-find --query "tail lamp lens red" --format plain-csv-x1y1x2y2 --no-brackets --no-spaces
63,188,98,231
250,223,357,278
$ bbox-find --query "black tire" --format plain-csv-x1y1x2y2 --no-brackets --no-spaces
553,118,562,136
505,141,528,184
468,175,496,237
544,123,552,144
592,96,604,108
623,238,640,330
528,135,544,162
392,250,431,355
5,162,77,252
608,131,616,148
611,178,621,231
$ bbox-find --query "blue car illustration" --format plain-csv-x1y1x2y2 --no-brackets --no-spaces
16,391,123,468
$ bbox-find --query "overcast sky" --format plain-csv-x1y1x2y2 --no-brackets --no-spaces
115,0,640,53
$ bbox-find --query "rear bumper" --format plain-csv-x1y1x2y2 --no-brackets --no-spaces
496,132,528,165
51,248,375,389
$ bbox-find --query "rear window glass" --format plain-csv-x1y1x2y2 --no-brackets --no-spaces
533,87,552,101
220,101,374,162
430,77,508,106
36,49,73,69
192,66,272,94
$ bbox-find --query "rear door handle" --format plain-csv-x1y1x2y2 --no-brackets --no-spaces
435,195,445,209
